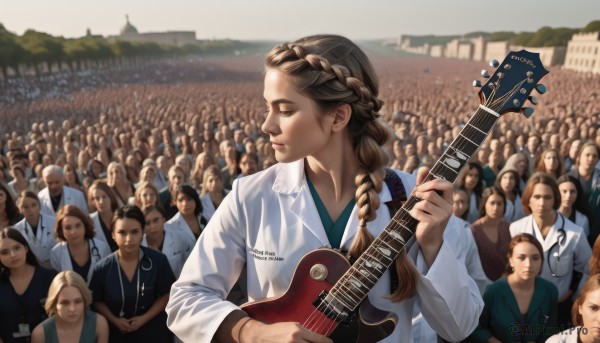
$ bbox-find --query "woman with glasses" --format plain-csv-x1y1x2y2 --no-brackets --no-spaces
509,173,591,326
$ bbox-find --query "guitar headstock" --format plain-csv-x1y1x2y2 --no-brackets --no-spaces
474,50,549,117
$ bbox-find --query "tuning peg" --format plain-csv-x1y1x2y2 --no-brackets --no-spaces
473,80,482,87
489,59,499,68
528,95,539,105
481,70,490,78
522,107,535,118
535,84,547,94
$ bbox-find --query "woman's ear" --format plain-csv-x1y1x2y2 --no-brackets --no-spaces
330,103,352,133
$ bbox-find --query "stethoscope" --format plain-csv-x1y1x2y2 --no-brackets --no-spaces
90,239,101,261
24,216,47,245
531,212,566,277
117,248,153,318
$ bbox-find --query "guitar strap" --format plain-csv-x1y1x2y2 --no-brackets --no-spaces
382,168,408,293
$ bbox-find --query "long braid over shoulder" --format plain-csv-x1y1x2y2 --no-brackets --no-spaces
265,35,419,301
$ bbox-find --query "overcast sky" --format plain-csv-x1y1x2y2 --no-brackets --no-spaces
3,0,599,41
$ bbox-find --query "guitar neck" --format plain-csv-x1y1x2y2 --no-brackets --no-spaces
327,106,500,311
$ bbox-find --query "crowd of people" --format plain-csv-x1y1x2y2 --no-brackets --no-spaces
0,37,600,342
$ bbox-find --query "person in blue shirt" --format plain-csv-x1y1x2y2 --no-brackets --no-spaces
89,205,175,343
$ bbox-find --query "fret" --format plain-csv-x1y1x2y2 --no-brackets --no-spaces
467,122,486,135
435,160,460,176
462,123,487,144
377,238,399,254
458,132,477,147
427,170,446,181
348,264,378,286
449,136,478,156
469,111,497,133
337,278,364,299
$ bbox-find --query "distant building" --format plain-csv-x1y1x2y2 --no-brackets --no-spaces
564,32,600,74
107,15,196,47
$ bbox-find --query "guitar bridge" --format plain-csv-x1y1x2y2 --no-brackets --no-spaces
312,290,354,326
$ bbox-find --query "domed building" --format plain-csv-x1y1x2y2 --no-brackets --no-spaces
108,15,196,46
120,15,139,36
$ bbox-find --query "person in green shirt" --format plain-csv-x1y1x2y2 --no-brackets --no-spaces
468,233,558,342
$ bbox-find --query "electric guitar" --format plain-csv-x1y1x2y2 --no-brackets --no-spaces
241,50,549,342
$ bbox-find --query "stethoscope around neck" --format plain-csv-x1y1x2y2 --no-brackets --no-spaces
117,248,153,318
532,211,566,277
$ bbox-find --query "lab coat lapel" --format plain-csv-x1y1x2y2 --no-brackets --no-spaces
275,161,330,247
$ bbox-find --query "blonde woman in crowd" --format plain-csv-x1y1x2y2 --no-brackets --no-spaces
133,181,161,210
31,271,109,343
190,152,217,193
106,162,133,208
199,165,228,222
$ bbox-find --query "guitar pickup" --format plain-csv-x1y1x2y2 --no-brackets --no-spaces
312,290,354,326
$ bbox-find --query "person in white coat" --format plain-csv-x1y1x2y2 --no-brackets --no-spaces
14,191,56,268
142,205,193,278
546,274,600,343
38,165,88,216
164,184,207,243
509,172,591,326
88,180,119,252
50,205,110,283
166,34,483,343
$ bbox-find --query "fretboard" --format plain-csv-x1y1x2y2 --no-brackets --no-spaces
328,106,500,311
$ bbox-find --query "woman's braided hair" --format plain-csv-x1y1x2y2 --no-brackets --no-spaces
265,35,418,301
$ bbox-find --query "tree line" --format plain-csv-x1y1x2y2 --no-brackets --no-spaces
0,24,272,79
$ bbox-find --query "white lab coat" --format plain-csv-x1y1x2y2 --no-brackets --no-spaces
13,213,57,264
142,229,194,278
509,212,591,299
412,215,490,342
164,212,204,244
38,186,88,216
573,210,590,237
166,160,483,343
90,212,111,248
50,238,110,283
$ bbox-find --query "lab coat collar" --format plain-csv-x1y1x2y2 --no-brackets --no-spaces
276,159,394,248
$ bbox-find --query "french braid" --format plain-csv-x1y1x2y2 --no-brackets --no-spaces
266,35,419,301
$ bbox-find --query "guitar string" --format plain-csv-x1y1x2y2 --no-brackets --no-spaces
326,104,501,304
300,98,507,336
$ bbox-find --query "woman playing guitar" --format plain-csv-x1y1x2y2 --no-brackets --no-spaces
166,34,484,343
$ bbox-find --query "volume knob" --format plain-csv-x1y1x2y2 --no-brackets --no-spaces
310,264,328,281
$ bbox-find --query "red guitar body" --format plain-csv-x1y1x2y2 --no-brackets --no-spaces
241,249,397,342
